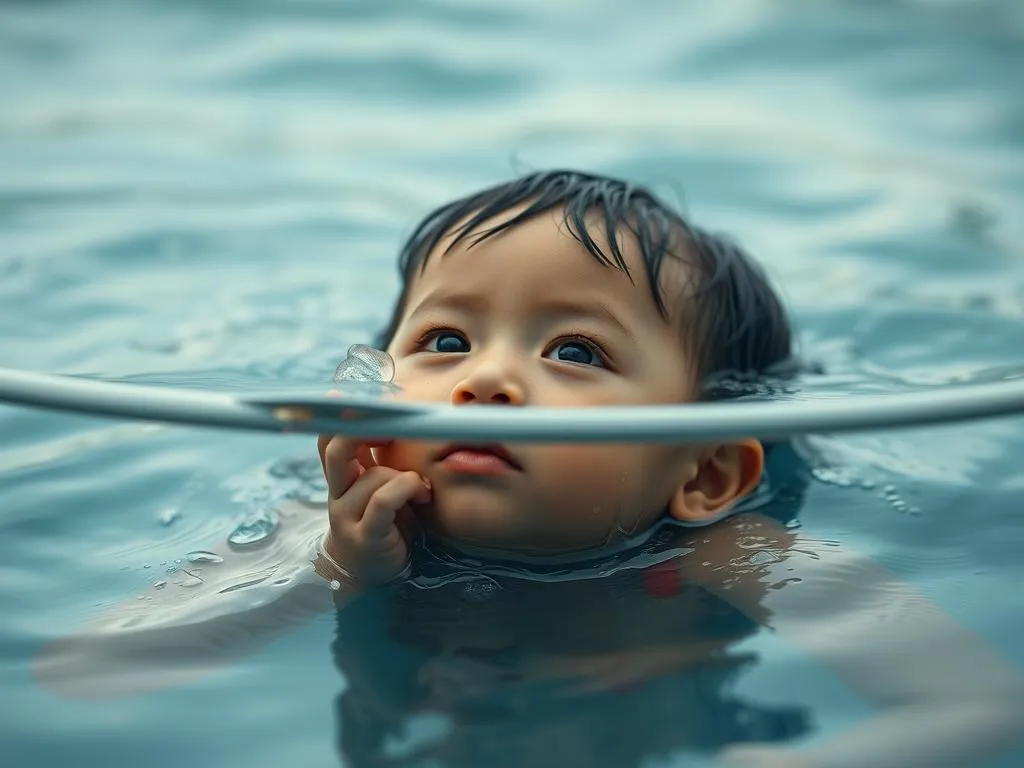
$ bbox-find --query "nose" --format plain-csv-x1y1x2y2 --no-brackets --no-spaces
451,354,526,406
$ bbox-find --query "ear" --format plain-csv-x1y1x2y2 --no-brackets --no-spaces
667,440,764,525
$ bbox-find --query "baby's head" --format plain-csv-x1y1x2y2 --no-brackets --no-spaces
370,170,793,556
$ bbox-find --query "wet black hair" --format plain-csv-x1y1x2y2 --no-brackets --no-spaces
376,169,796,397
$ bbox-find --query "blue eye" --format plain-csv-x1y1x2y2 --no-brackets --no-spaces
424,330,470,354
546,339,606,368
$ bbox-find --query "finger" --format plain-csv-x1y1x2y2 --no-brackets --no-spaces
360,472,432,540
317,434,331,479
333,465,400,527
321,436,364,501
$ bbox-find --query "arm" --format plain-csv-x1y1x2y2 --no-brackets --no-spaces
33,502,348,699
679,513,1024,768
35,429,429,701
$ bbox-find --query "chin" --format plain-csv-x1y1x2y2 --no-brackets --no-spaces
417,493,534,551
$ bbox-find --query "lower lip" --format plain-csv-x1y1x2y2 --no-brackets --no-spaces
440,450,517,475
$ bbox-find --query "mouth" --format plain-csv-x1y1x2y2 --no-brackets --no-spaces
435,443,523,474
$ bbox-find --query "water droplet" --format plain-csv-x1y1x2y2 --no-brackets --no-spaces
153,580,167,590
143,564,151,569
228,511,279,548
157,507,181,526
165,565,178,574
174,559,182,564
882,484,898,497
186,550,224,564
859,479,876,490
329,580,341,591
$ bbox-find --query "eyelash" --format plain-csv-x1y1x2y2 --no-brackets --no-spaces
412,324,614,369
412,323,464,352
548,330,614,369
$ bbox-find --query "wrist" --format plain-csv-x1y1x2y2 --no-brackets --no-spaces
315,532,411,588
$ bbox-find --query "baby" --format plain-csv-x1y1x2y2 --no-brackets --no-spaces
316,169,793,585
37,170,1024,768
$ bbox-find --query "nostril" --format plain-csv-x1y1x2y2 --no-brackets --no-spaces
453,388,476,405
491,393,512,404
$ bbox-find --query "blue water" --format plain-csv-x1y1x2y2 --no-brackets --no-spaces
2,1,1024,766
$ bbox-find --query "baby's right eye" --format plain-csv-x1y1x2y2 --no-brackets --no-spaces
420,329,470,354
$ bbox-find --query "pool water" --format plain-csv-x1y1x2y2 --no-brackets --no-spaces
2,1,1024,766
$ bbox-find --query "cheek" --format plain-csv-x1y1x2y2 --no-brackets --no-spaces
375,441,435,471
531,445,663,500
536,444,686,530
391,360,456,404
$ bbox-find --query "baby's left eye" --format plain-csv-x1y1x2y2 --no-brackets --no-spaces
545,339,607,368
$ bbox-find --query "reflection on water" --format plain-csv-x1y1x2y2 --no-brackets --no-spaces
2,0,1024,766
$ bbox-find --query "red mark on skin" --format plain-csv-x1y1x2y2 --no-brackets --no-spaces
642,561,683,599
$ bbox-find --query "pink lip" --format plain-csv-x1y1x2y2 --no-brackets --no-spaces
436,444,522,475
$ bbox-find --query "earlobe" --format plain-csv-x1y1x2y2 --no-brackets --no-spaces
667,440,765,525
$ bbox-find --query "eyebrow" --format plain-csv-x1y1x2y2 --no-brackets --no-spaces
406,289,637,341
536,298,637,341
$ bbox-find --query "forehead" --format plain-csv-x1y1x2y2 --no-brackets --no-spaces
407,205,694,324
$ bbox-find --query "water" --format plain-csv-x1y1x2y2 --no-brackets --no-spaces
2,0,1024,766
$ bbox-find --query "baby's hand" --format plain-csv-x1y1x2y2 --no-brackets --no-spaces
316,434,431,586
